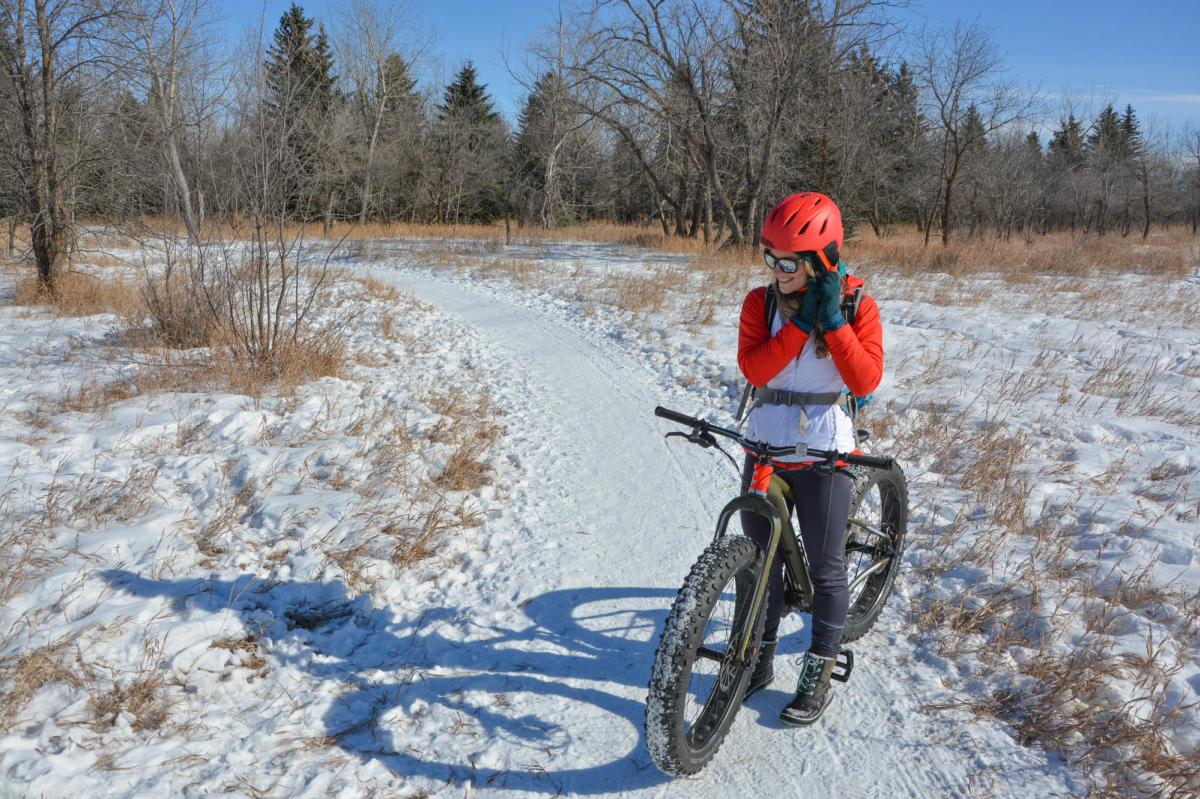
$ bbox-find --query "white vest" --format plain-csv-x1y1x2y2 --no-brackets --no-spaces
745,309,856,463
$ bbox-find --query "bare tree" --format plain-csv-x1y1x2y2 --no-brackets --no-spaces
564,0,896,246
913,21,1032,245
119,0,217,239
1,0,124,290
1184,124,1200,235
512,6,613,230
1130,117,1173,240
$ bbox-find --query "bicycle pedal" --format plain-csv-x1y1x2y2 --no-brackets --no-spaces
831,649,854,683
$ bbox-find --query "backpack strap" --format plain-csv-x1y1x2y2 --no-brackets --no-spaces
735,285,778,424
840,287,862,325
735,284,861,424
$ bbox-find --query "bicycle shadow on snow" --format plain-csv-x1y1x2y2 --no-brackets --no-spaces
101,569,679,794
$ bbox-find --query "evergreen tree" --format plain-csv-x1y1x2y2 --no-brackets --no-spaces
265,3,336,116
430,62,507,223
1086,104,1123,160
379,54,420,116
437,61,498,125
1084,104,1128,235
961,104,987,151
1120,104,1143,158
886,62,925,226
1049,114,1086,167
959,104,988,234
513,70,604,227
261,3,341,223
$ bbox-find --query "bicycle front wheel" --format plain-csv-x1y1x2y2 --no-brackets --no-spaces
842,463,908,643
645,535,765,776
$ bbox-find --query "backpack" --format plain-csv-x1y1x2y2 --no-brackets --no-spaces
734,282,867,425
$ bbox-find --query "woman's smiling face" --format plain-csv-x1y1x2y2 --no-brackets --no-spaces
764,248,812,294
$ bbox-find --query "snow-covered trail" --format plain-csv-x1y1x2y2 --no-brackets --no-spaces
358,267,1078,797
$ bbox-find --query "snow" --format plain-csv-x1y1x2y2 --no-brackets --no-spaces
1,238,1197,797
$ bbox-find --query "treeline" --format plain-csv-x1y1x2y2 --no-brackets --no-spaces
3,0,1200,289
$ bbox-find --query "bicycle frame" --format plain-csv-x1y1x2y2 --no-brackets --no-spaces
711,461,813,665
652,404,897,673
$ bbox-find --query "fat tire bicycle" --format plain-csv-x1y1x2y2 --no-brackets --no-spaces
644,405,909,776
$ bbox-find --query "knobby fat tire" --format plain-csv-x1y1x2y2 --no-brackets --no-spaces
841,463,909,643
645,534,765,776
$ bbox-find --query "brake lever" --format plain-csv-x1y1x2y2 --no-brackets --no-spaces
664,429,717,448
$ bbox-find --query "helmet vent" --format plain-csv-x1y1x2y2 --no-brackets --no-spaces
785,210,803,227
813,197,823,205
820,220,828,234
798,219,812,235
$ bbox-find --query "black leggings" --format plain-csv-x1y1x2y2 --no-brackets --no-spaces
739,457,853,658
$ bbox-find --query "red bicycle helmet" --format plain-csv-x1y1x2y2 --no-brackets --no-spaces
759,192,843,270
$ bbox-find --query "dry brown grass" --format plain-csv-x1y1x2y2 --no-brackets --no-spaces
0,484,69,613
923,584,1200,798
48,217,1200,284
210,634,269,680
23,338,345,427
96,216,733,256
88,636,172,733
872,269,1200,795
286,380,501,589
12,270,143,317
598,270,673,315
0,635,82,732
428,388,502,492
851,227,1198,280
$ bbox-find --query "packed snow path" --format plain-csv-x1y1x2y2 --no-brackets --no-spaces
364,266,1082,797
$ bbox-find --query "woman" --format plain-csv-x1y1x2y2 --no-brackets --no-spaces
736,192,884,726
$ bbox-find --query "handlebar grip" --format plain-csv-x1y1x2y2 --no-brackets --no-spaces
846,453,895,470
654,406,700,428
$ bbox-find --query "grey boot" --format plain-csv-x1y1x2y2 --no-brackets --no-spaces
743,640,776,700
779,651,836,726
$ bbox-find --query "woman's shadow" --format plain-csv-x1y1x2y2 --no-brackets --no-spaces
101,569,684,794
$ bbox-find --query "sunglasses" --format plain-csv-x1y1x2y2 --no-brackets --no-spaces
764,251,821,275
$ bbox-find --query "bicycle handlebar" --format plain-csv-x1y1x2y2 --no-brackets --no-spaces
653,406,699,428
654,405,895,471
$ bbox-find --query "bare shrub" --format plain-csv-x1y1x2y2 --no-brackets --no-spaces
139,252,220,349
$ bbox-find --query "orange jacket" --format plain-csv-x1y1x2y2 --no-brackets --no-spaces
737,276,884,398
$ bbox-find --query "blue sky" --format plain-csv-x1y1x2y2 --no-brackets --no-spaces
219,0,1200,135
898,0,1200,135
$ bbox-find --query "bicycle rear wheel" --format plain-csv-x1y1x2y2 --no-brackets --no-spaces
842,463,908,643
645,535,764,776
